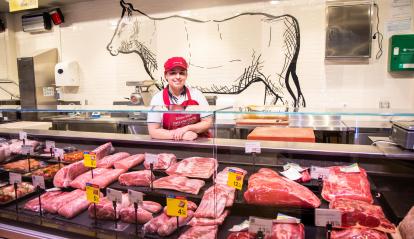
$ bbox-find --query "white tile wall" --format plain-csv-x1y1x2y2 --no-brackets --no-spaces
2,0,414,109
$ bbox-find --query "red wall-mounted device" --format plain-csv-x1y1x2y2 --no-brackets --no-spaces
49,8,64,25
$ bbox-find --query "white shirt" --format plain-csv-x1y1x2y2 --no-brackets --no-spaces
147,87,211,124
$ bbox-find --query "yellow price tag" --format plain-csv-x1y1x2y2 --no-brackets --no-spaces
85,183,100,203
83,152,97,168
166,196,187,217
9,0,38,12
227,169,244,190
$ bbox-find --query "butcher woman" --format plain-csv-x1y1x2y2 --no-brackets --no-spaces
147,57,212,141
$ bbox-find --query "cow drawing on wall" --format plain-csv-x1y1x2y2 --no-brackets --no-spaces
107,0,306,107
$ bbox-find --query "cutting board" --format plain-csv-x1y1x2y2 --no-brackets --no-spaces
247,127,315,142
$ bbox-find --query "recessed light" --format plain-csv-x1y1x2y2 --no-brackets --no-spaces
270,0,280,4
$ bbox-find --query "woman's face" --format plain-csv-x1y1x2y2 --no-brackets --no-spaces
165,67,187,93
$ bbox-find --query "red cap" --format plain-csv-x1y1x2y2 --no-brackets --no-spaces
164,57,188,72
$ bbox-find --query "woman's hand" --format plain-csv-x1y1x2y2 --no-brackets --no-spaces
171,126,190,141
182,131,198,141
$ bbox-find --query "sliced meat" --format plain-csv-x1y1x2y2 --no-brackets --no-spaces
166,157,217,179
89,168,126,188
24,191,63,212
322,166,373,203
153,175,205,195
57,189,90,218
70,168,110,190
194,184,234,218
331,228,388,239
53,161,88,188
244,168,321,208
188,210,229,226
114,154,144,170
92,142,114,160
330,198,396,233
143,153,176,170
178,225,218,239
118,170,154,186
96,152,130,168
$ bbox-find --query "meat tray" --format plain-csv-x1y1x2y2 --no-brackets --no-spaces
0,182,36,206
0,158,49,173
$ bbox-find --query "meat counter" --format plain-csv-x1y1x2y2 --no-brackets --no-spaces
0,128,413,239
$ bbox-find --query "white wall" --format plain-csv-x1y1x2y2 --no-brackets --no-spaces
4,0,414,109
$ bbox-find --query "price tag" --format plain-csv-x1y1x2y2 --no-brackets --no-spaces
145,153,158,165
128,189,143,205
32,175,45,189
83,152,97,168
166,195,187,217
245,141,261,154
315,208,342,227
280,167,302,181
21,145,34,155
19,131,27,141
46,140,55,150
275,213,301,224
9,0,39,12
106,188,123,204
310,166,330,180
85,183,100,203
227,169,244,190
248,216,273,236
9,172,22,184
339,163,360,173
54,148,64,159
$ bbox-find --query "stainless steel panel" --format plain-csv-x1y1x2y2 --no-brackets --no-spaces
325,4,372,58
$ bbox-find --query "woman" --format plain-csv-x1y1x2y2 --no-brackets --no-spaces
147,57,213,141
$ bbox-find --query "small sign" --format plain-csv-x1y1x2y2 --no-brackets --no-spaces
19,131,27,140
339,163,360,173
248,216,273,236
9,0,38,12
145,153,158,165
245,141,261,154
106,188,123,204
275,213,301,224
283,163,306,172
310,166,330,180
227,169,244,190
32,175,45,189
86,183,100,203
315,208,342,227
42,87,55,97
9,172,22,184
128,189,143,205
83,152,97,168
54,148,64,159
166,195,187,217
21,145,34,155
46,140,55,150
280,167,302,181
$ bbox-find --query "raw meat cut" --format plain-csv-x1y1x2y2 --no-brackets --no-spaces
144,213,170,234
88,193,130,220
141,201,162,213
92,142,114,160
143,153,176,170
24,191,63,212
331,228,388,239
227,232,254,239
118,170,154,186
153,175,205,194
120,206,153,224
271,223,305,239
2,158,43,173
114,154,144,170
178,225,218,239
322,166,373,203
96,152,130,168
53,161,88,188
158,210,194,236
244,168,321,208
69,168,110,190
9,139,39,154
0,144,11,162
215,167,247,185
43,189,85,214
57,189,90,218
166,157,217,179
330,198,396,233
63,151,83,163
189,210,229,226
89,168,126,188
399,206,414,239
0,182,35,203
194,184,234,218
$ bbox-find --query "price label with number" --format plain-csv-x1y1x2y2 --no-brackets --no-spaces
46,140,55,150
227,169,244,190
86,183,100,203
32,175,45,189
310,166,330,180
9,0,39,12
106,188,123,204
128,189,143,205
166,195,187,217
145,153,158,165
248,216,273,236
315,208,342,227
19,131,27,140
21,145,34,155
83,152,97,168
9,172,22,184
245,141,261,154
54,148,64,159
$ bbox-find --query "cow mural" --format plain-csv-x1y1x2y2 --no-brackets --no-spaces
107,0,306,107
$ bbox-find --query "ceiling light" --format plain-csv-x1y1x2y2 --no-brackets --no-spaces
270,0,280,4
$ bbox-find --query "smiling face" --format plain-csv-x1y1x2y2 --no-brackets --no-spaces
165,67,188,95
